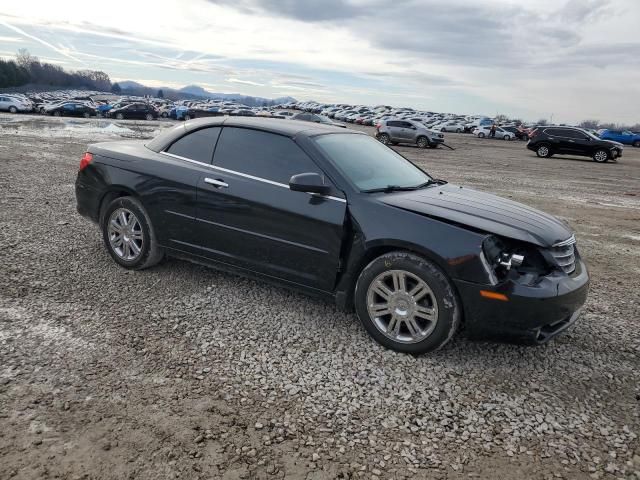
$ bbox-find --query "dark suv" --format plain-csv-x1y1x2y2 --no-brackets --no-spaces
527,126,623,163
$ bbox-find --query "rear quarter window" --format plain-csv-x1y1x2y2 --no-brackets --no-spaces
166,127,221,164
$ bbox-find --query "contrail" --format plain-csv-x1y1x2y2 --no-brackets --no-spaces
0,20,83,64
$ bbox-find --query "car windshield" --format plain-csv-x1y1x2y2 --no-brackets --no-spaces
314,133,432,192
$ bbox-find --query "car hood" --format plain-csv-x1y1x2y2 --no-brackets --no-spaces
602,139,624,148
379,184,573,247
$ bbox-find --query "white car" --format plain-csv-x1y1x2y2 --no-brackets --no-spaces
439,122,465,133
475,125,514,140
0,95,32,113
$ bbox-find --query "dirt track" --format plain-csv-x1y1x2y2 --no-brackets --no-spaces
0,114,639,479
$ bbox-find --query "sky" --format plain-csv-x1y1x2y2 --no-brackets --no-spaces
0,0,638,124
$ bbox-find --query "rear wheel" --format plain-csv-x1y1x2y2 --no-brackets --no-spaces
183,114,192,121
145,113,153,121
83,112,90,118
504,135,511,141
536,144,551,158
53,111,61,117
456,128,462,133
478,132,485,138
101,196,163,270
593,149,609,163
9,106,17,113
633,140,640,148
416,136,429,149
378,133,390,145
354,251,460,354
116,113,124,120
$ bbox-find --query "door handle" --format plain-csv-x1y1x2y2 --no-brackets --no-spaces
204,177,228,188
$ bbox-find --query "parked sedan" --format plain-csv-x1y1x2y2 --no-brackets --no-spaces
439,122,465,133
475,126,514,140
108,103,158,120
0,95,32,113
76,117,589,354
45,102,96,118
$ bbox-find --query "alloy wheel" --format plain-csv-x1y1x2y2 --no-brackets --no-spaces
594,150,608,162
538,146,549,157
366,270,439,344
108,208,144,261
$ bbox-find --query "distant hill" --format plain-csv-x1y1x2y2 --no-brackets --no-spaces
116,81,295,106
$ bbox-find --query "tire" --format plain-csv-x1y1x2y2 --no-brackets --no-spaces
478,132,485,138
183,114,191,121
116,113,124,120
440,128,446,132
8,106,17,113
416,136,429,149
53,111,61,117
145,113,153,121
101,196,164,270
456,128,462,133
504,135,511,141
536,144,551,158
593,149,609,163
354,251,461,354
378,133,390,145
633,140,640,148
83,112,90,118
161,112,168,118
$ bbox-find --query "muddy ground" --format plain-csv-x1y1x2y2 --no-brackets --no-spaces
0,114,639,479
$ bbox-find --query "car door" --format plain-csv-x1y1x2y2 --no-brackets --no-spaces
154,126,223,250
555,129,585,154
398,121,417,141
194,126,347,292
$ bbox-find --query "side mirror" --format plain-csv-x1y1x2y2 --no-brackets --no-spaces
289,173,330,195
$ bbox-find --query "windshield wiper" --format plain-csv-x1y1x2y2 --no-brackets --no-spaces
363,179,447,193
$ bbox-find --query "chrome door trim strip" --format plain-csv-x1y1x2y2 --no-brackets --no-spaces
160,150,347,203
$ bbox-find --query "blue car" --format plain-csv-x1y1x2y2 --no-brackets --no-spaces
599,129,640,147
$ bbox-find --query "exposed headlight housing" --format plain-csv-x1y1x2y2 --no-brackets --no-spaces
482,235,551,283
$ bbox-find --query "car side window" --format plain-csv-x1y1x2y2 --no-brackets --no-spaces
166,127,221,164
387,121,401,128
213,127,323,185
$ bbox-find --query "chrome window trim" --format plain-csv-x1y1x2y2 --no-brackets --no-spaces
159,151,346,203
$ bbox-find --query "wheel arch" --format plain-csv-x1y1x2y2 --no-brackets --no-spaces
97,186,139,224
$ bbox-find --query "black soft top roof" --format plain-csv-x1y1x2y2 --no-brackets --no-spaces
146,116,363,153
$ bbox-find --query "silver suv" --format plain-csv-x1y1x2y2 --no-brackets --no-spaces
375,119,444,148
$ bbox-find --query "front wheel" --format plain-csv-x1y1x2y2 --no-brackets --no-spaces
9,106,18,113
633,140,640,148
478,132,485,138
116,113,124,120
101,196,164,270
593,149,609,163
53,111,61,117
83,112,90,118
183,114,191,121
354,252,460,354
416,136,429,149
145,113,153,121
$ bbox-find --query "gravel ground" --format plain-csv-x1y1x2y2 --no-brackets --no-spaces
0,113,639,480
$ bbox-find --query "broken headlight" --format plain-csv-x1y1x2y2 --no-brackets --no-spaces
482,235,551,282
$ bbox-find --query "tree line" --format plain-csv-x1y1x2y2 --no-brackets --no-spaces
0,49,111,91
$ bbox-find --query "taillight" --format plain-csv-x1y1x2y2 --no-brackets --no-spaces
79,152,93,171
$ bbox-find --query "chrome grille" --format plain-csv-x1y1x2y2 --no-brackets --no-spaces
550,236,576,274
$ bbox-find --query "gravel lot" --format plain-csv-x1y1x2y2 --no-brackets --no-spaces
1,113,639,480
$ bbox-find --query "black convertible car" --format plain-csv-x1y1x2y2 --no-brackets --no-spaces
75,118,589,354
